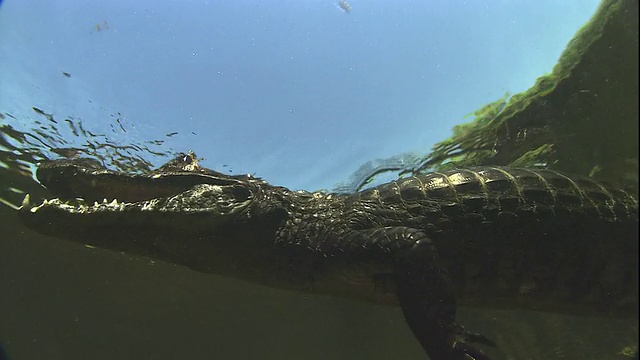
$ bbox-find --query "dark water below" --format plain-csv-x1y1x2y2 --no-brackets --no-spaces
0,205,637,360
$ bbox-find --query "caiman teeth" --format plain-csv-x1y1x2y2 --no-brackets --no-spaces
26,196,97,213
21,194,30,209
30,198,52,213
25,195,126,213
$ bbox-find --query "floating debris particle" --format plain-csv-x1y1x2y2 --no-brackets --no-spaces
338,0,351,13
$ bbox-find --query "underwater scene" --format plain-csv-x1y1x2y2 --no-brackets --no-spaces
0,0,637,359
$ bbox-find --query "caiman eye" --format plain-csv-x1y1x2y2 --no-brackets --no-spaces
231,186,252,201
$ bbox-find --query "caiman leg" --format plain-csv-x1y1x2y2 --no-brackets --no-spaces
388,227,496,360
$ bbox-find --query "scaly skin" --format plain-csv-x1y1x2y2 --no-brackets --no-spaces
21,153,639,359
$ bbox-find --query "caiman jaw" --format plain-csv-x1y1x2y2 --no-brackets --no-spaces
19,154,259,243
22,182,254,215
23,152,258,217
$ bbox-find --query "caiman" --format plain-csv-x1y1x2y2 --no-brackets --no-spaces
19,152,639,360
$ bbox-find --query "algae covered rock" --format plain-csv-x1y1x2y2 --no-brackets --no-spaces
412,0,638,191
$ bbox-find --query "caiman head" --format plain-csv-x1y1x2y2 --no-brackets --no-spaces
20,153,288,274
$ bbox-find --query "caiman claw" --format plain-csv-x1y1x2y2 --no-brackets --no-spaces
447,323,496,360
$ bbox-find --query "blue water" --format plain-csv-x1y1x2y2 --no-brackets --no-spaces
0,0,600,190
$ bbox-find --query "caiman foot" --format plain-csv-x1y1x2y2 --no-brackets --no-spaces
386,227,497,359
409,321,495,360
445,323,496,360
